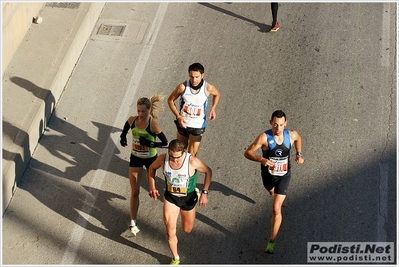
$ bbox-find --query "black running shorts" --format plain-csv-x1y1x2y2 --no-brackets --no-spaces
164,190,198,211
130,153,157,168
174,120,205,137
261,164,291,195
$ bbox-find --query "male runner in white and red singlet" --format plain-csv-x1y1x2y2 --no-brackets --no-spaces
168,62,221,156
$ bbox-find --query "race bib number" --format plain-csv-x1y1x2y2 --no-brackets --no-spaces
167,184,187,196
268,157,288,176
183,104,201,117
132,139,149,157
167,177,188,196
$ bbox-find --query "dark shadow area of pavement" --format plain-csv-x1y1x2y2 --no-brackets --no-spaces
10,115,396,263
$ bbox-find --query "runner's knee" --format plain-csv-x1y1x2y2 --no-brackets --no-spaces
272,206,281,216
182,224,194,233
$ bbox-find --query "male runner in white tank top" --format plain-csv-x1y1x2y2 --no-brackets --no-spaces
147,139,212,264
168,62,221,156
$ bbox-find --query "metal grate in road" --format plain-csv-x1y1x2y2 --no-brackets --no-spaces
97,24,126,36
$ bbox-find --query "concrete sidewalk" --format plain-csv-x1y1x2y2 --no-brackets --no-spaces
2,2,105,214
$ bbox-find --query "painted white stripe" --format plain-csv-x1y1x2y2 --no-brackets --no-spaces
381,3,390,67
61,3,169,264
377,163,388,241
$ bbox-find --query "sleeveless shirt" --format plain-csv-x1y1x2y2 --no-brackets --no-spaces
178,80,208,128
163,152,198,196
130,117,157,158
262,129,291,176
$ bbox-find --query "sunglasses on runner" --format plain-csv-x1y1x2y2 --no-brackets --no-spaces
169,153,184,159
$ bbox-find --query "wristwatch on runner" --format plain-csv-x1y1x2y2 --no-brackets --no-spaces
296,152,303,157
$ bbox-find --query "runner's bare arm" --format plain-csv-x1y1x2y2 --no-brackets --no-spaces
290,130,304,164
147,154,165,199
244,133,274,167
206,83,221,120
168,83,186,127
168,83,185,119
190,156,212,206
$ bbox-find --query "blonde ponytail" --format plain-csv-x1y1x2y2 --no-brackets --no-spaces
137,94,164,119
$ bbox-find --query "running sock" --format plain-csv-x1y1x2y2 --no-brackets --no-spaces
131,220,137,227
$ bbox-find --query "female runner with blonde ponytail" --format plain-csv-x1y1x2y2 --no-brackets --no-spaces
119,94,168,236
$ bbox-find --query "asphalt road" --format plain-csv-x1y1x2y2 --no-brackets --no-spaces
3,2,396,265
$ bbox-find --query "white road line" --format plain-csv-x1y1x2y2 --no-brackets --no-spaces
377,163,388,242
376,3,391,240
60,3,168,264
381,3,390,67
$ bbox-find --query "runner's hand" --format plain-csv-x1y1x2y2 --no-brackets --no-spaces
199,194,208,206
120,136,127,147
148,189,160,200
177,116,186,128
139,136,153,147
260,157,275,167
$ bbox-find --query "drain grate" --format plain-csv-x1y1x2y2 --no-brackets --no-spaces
97,24,126,36
45,2,80,9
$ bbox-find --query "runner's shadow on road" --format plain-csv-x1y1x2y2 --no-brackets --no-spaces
79,185,170,264
7,76,170,261
16,165,169,264
211,181,256,204
199,2,271,33
147,176,233,236
20,116,128,183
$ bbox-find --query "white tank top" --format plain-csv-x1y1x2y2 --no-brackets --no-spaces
178,80,208,128
163,152,191,196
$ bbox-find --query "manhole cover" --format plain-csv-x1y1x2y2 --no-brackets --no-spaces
97,24,126,36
